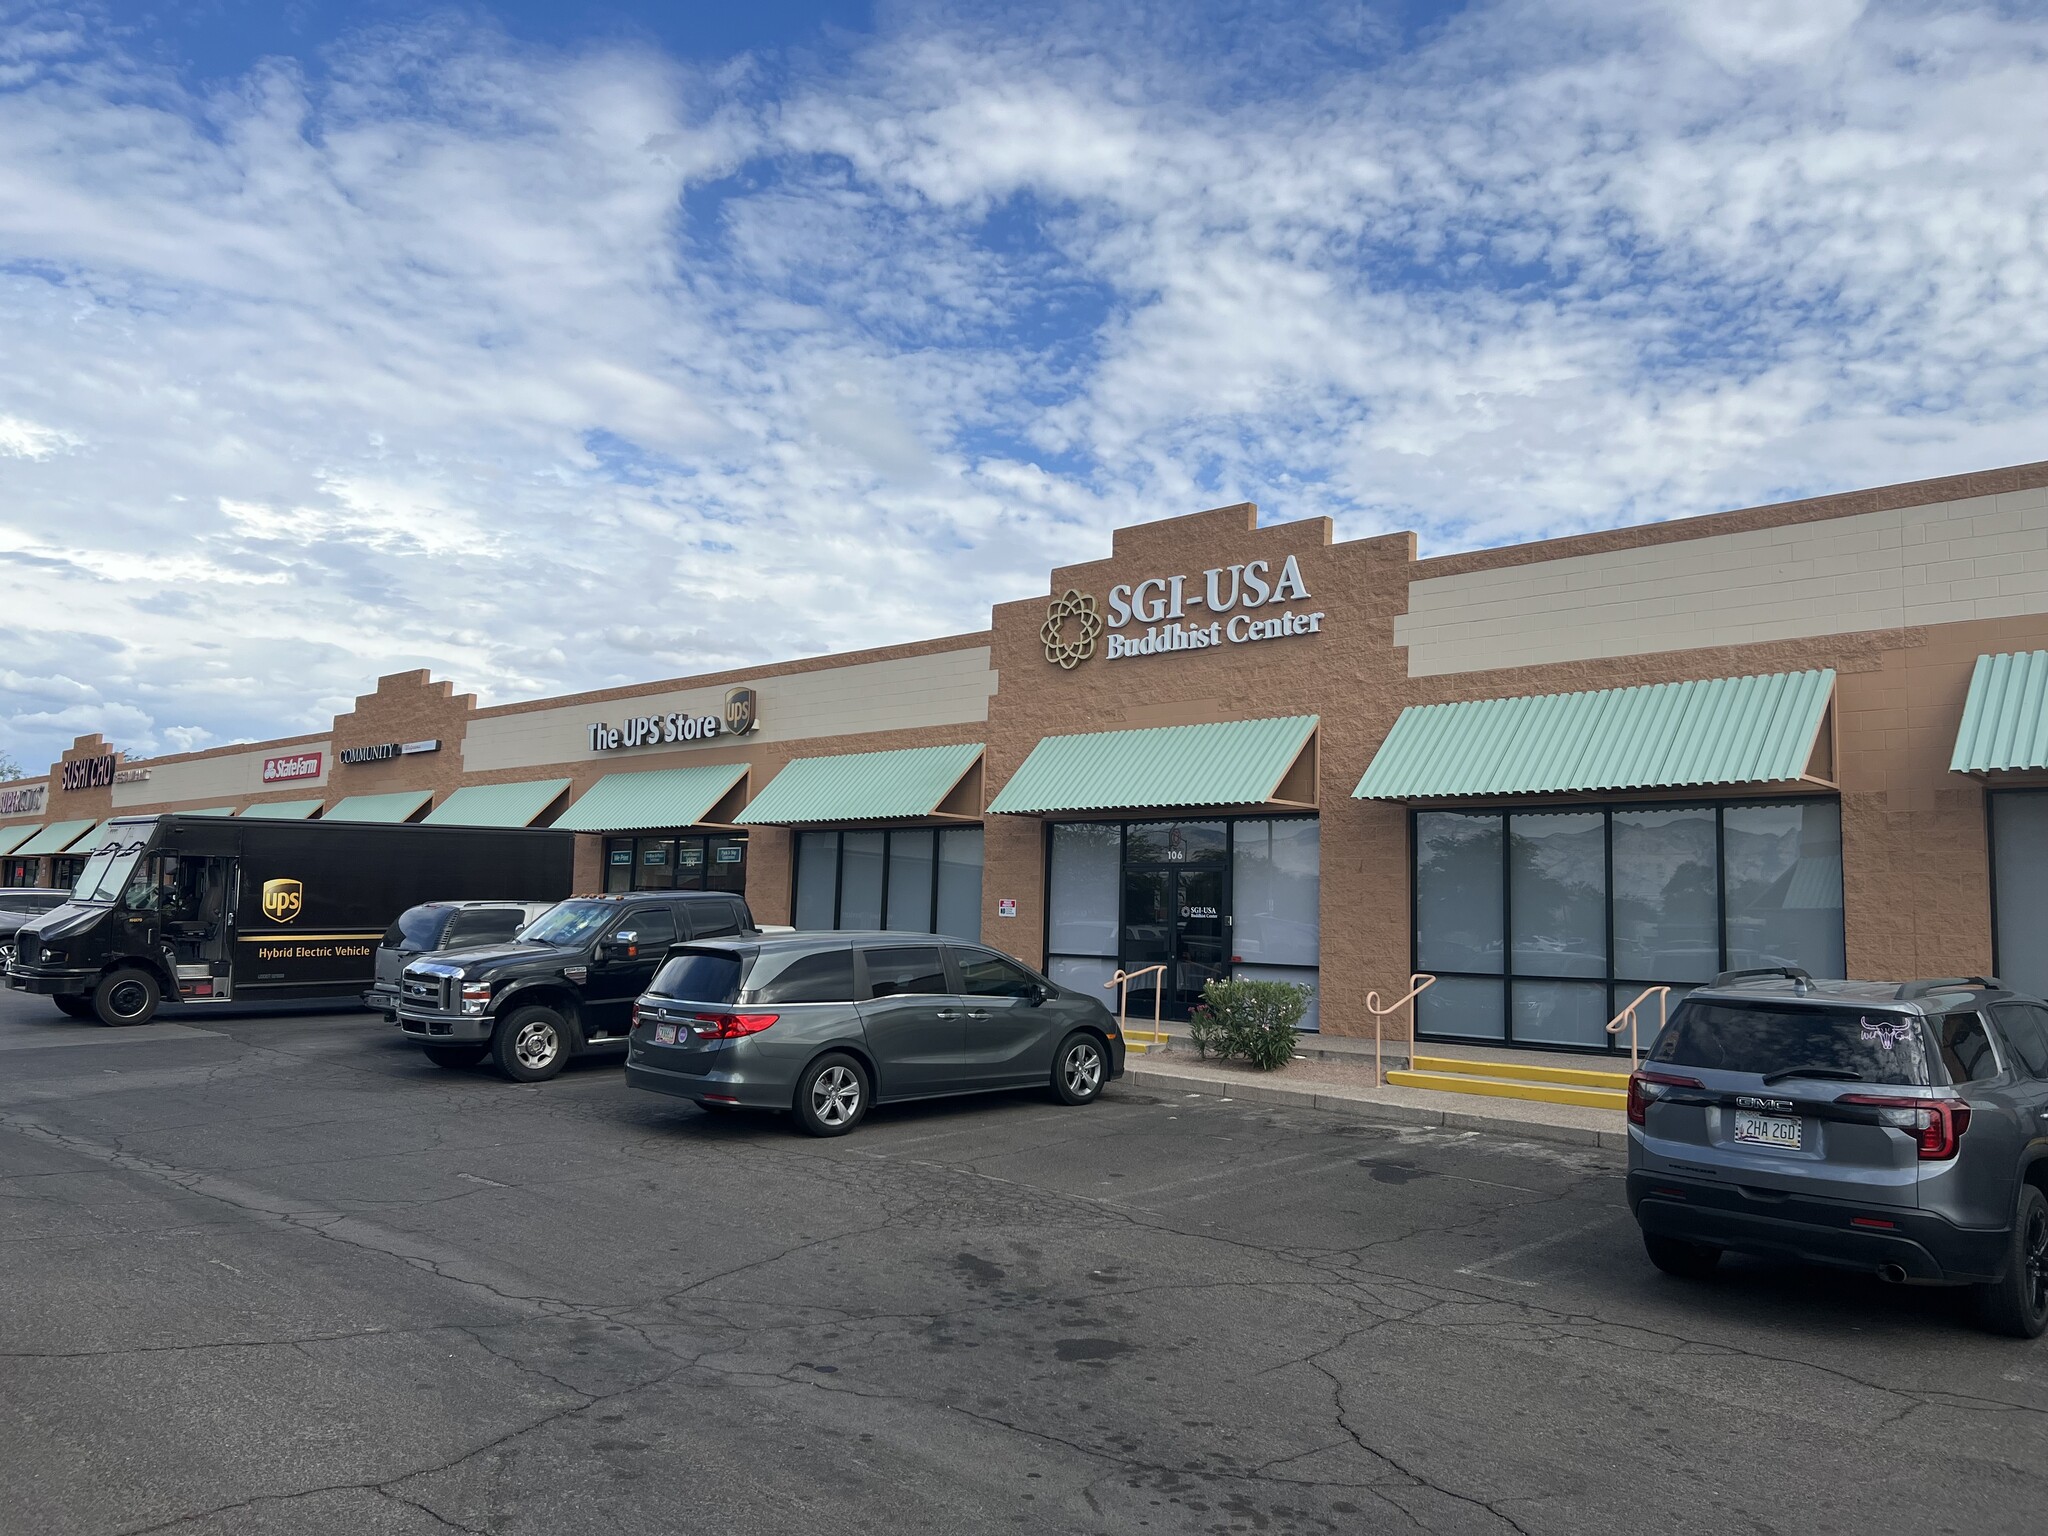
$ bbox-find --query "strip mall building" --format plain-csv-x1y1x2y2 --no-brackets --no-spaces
6,461,2048,1051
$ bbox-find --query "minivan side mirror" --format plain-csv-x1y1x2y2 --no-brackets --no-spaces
1030,982,1052,1006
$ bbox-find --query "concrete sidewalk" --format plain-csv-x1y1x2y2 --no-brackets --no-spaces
1119,1029,1632,1151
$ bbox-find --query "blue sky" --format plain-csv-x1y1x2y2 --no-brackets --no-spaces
2,0,2047,770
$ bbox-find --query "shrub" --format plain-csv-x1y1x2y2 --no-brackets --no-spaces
1188,978,1311,1071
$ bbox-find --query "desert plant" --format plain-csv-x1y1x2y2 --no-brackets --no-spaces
1192,978,1312,1070
1187,1001,1228,1060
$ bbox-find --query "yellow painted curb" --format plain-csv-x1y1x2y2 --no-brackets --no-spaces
1410,1055,1630,1091
1387,1069,1628,1111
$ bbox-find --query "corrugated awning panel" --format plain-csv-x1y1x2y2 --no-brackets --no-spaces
736,744,983,825
986,716,1318,816
1353,670,1835,800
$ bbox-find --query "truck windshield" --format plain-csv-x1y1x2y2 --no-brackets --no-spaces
1648,1001,1935,1087
518,901,614,947
70,826,155,903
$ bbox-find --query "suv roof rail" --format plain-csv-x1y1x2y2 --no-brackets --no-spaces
1710,966,1813,987
1895,976,2003,1000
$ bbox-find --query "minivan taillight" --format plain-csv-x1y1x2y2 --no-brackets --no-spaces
688,1011,779,1040
1838,1095,1972,1160
1627,1069,1703,1126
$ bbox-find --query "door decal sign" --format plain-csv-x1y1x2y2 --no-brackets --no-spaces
997,898,1017,918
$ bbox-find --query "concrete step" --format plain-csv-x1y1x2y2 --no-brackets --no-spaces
1384,1068,1629,1111
1409,1053,1630,1091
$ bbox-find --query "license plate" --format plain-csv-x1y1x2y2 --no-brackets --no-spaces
654,1023,677,1045
1733,1109,1803,1150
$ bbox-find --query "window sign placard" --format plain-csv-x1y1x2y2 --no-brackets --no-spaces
715,845,744,864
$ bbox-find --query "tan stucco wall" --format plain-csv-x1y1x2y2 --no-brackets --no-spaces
18,456,2048,1046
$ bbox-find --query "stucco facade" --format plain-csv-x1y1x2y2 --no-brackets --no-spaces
5,458,2048,1046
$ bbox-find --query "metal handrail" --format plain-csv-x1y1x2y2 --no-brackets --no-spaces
1606,985,1670,1069
1365,973,1436,1085
1104,965,1169,1053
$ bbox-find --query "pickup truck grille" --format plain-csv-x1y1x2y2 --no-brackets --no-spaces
401,971,454,1011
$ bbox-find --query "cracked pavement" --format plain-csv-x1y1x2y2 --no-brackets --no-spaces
1,993,2043,1535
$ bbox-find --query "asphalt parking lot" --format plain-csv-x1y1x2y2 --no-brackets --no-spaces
2,990,2045,1536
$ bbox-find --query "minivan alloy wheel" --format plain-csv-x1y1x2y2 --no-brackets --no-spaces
1063,1042,1103,1097
812,1065,862,1127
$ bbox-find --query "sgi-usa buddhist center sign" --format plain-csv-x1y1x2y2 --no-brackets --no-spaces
1105,555,1325,660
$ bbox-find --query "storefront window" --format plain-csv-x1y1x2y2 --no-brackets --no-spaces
1612,807,1718,982
1990,792,2048,1000
1046,817,1320,1029
792,826,984,940
601,833,748,896
2,857,39,888
1411,799,1845,1050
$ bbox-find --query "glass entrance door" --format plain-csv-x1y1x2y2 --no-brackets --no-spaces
1121,861,1230,1019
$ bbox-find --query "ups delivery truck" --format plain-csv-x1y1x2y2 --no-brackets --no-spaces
5,814,574,1026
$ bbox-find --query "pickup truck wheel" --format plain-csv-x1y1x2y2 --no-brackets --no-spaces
94,968,161,1027
422,1044,488,1069
493,1006,568,1083
53,995,95,1019
1977,1184,2048,1339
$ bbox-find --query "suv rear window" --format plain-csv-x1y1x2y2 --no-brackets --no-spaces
649,949,744,1005
1649,1001,1934,1086
384,904,453,951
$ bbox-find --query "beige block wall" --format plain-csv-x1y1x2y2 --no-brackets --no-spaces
111,741,333,807
461,648,997,774
1397,483,2048,676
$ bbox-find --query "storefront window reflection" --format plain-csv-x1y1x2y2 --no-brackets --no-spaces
602,833,747,895
1411,799,1845,1051
792,826,984,940
1046,816,1320,1030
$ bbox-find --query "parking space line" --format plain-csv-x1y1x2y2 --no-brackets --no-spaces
1453,1214,1622,1287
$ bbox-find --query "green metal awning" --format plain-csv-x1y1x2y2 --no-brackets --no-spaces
552,763,749,833
1353,670,1835,801
324,791,434,824
423,780,572,828
13,818,99,856
0,823,44,856
987,716,1319,816
66,820,117,854
737,744,984,826
1951,651,2048,775
239,799,323,820
183,806,236,817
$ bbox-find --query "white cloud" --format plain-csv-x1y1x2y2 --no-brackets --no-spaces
0,2,2045,764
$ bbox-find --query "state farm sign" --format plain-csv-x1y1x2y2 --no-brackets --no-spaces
262,752,323,784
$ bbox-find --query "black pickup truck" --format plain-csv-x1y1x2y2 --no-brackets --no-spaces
393,889,759,1080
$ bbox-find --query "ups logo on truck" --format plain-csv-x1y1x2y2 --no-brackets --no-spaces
261,878,305,924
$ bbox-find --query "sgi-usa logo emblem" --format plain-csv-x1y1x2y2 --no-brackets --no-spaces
261,878,305,924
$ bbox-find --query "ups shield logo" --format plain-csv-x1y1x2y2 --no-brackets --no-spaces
724,687,758,735
261,878,305,924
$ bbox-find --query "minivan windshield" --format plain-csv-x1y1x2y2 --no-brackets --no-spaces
383,904,453,952
518,900,614,947
71,824,155,903
648,949,745,1005
1649,1001,1934,1087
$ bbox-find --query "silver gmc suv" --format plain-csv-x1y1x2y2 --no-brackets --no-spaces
1627,969,2048,1337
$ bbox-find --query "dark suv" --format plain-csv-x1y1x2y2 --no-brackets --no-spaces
1627,969,2048,1336
395,890,758,1081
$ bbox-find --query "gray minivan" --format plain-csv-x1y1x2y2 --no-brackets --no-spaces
1628,969,2048,1336
623,932,1125,1135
